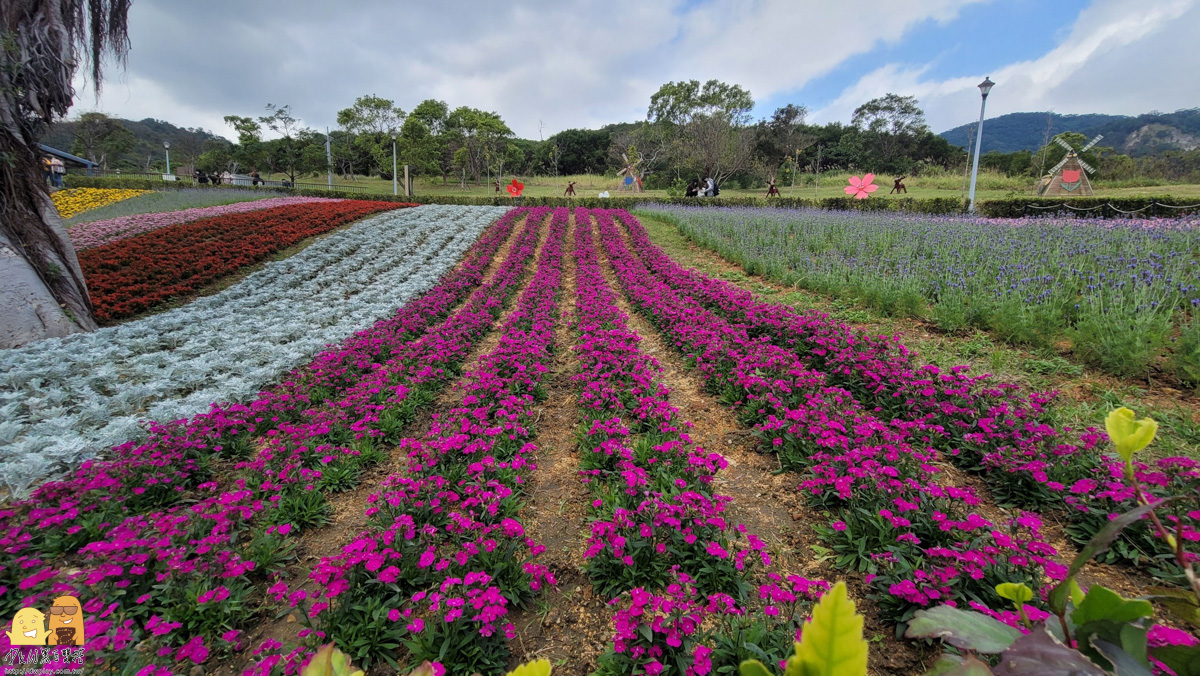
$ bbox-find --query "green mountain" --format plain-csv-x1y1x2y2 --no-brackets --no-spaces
939,109,1200,156
40,116,225,171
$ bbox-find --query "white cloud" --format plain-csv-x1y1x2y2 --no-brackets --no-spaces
811,0,1199,132
71,0,990,140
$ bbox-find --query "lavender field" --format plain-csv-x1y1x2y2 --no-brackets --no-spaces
647,205,1200,381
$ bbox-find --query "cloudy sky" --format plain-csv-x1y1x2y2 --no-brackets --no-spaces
73,0,1200,142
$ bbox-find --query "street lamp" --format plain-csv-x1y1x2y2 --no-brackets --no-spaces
163,141,171,176
391,134,398,196
967,76,994,213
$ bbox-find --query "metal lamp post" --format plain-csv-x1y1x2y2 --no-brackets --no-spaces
967,76,994,213
163,141,171,176
391,134,398,196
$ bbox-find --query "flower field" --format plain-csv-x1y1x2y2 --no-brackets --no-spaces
68,196,348,249
51,187,150,218
652,206,1200,381
1,205,1197,675
79,199,408,322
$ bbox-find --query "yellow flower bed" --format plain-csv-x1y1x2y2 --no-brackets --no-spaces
51,187,151,219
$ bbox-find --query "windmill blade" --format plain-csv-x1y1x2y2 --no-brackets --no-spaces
1054,137,1075,152
1080,135,1104,152
1049,156,1070,175
1078,158,1097,174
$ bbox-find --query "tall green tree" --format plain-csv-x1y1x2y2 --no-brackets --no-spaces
70,112,135,169
446,107,513,185
851,93,929,173
336,94,405,178
645,79,757,184
259,104,322,184
1,0,133,346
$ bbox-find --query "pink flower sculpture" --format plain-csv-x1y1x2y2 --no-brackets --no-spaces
844,173,878,199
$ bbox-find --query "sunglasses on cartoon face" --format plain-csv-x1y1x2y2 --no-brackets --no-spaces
49,606,78,616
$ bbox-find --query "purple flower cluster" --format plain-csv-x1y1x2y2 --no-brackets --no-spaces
594,209,1069,624
68,197,347,249
571,211,827,674
250,207,568,674
0,208,531,672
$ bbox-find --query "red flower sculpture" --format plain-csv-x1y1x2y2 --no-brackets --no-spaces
1061,170,1081,184
506,179,524,198
844,173,878,200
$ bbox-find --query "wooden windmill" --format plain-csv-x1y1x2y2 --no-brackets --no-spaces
1038,135,1102,196
616,152,642,193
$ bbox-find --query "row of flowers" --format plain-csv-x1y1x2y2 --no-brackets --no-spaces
0,208,533,674
51,187,149,219
248,207,568,675
1,206,506,496
67,196,361,250
593,209,1064,629
80,200,407,322
570,210,829,676
612,210,1199,587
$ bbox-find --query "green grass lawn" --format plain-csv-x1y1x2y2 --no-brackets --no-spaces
266,170,1200,202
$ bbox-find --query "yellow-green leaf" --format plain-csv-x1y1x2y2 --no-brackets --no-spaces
301,645,334,676
739,660,774,676
1105,408,1157,462
789,581,868,676
995,582,1033,606
507,658,552,676
1069,579,1086,608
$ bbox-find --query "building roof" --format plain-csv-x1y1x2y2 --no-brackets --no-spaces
38,144,97,168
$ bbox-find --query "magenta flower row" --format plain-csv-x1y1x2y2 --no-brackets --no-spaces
571,210,828,675
249,208,569,675
0,208,536,672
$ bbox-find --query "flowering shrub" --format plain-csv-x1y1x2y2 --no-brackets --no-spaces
593,209,1067,626
253,207,565,674
572,210,827,675
51,187,149,218
68,196,362,249
611,208,1199,597
80,200,403,321
1,205,505,495
0,208,531,673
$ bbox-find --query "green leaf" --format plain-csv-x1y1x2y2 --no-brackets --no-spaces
1050,500,1173,615
924,654,995,676
507,659,552,676
1091,639,1153,676
992,627,1106,676
1148,644,1200,676
1071,586,1153,626
996,583,1033,606
904,605,1023,654
1105,408,1157,462
739,660,775,676
790,581,868,676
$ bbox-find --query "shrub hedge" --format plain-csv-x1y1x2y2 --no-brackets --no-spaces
63,175,1200,218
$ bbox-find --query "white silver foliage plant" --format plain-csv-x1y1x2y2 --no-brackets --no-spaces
0,205,509,495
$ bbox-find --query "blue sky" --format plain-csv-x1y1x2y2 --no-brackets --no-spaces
757,1,1069,123
74,0,1200,141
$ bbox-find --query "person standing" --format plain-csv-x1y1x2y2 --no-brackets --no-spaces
51,158,66,188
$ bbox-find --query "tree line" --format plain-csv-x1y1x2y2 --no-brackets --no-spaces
60,82,968,187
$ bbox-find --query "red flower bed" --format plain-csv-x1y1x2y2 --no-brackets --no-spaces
80,200,411,322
